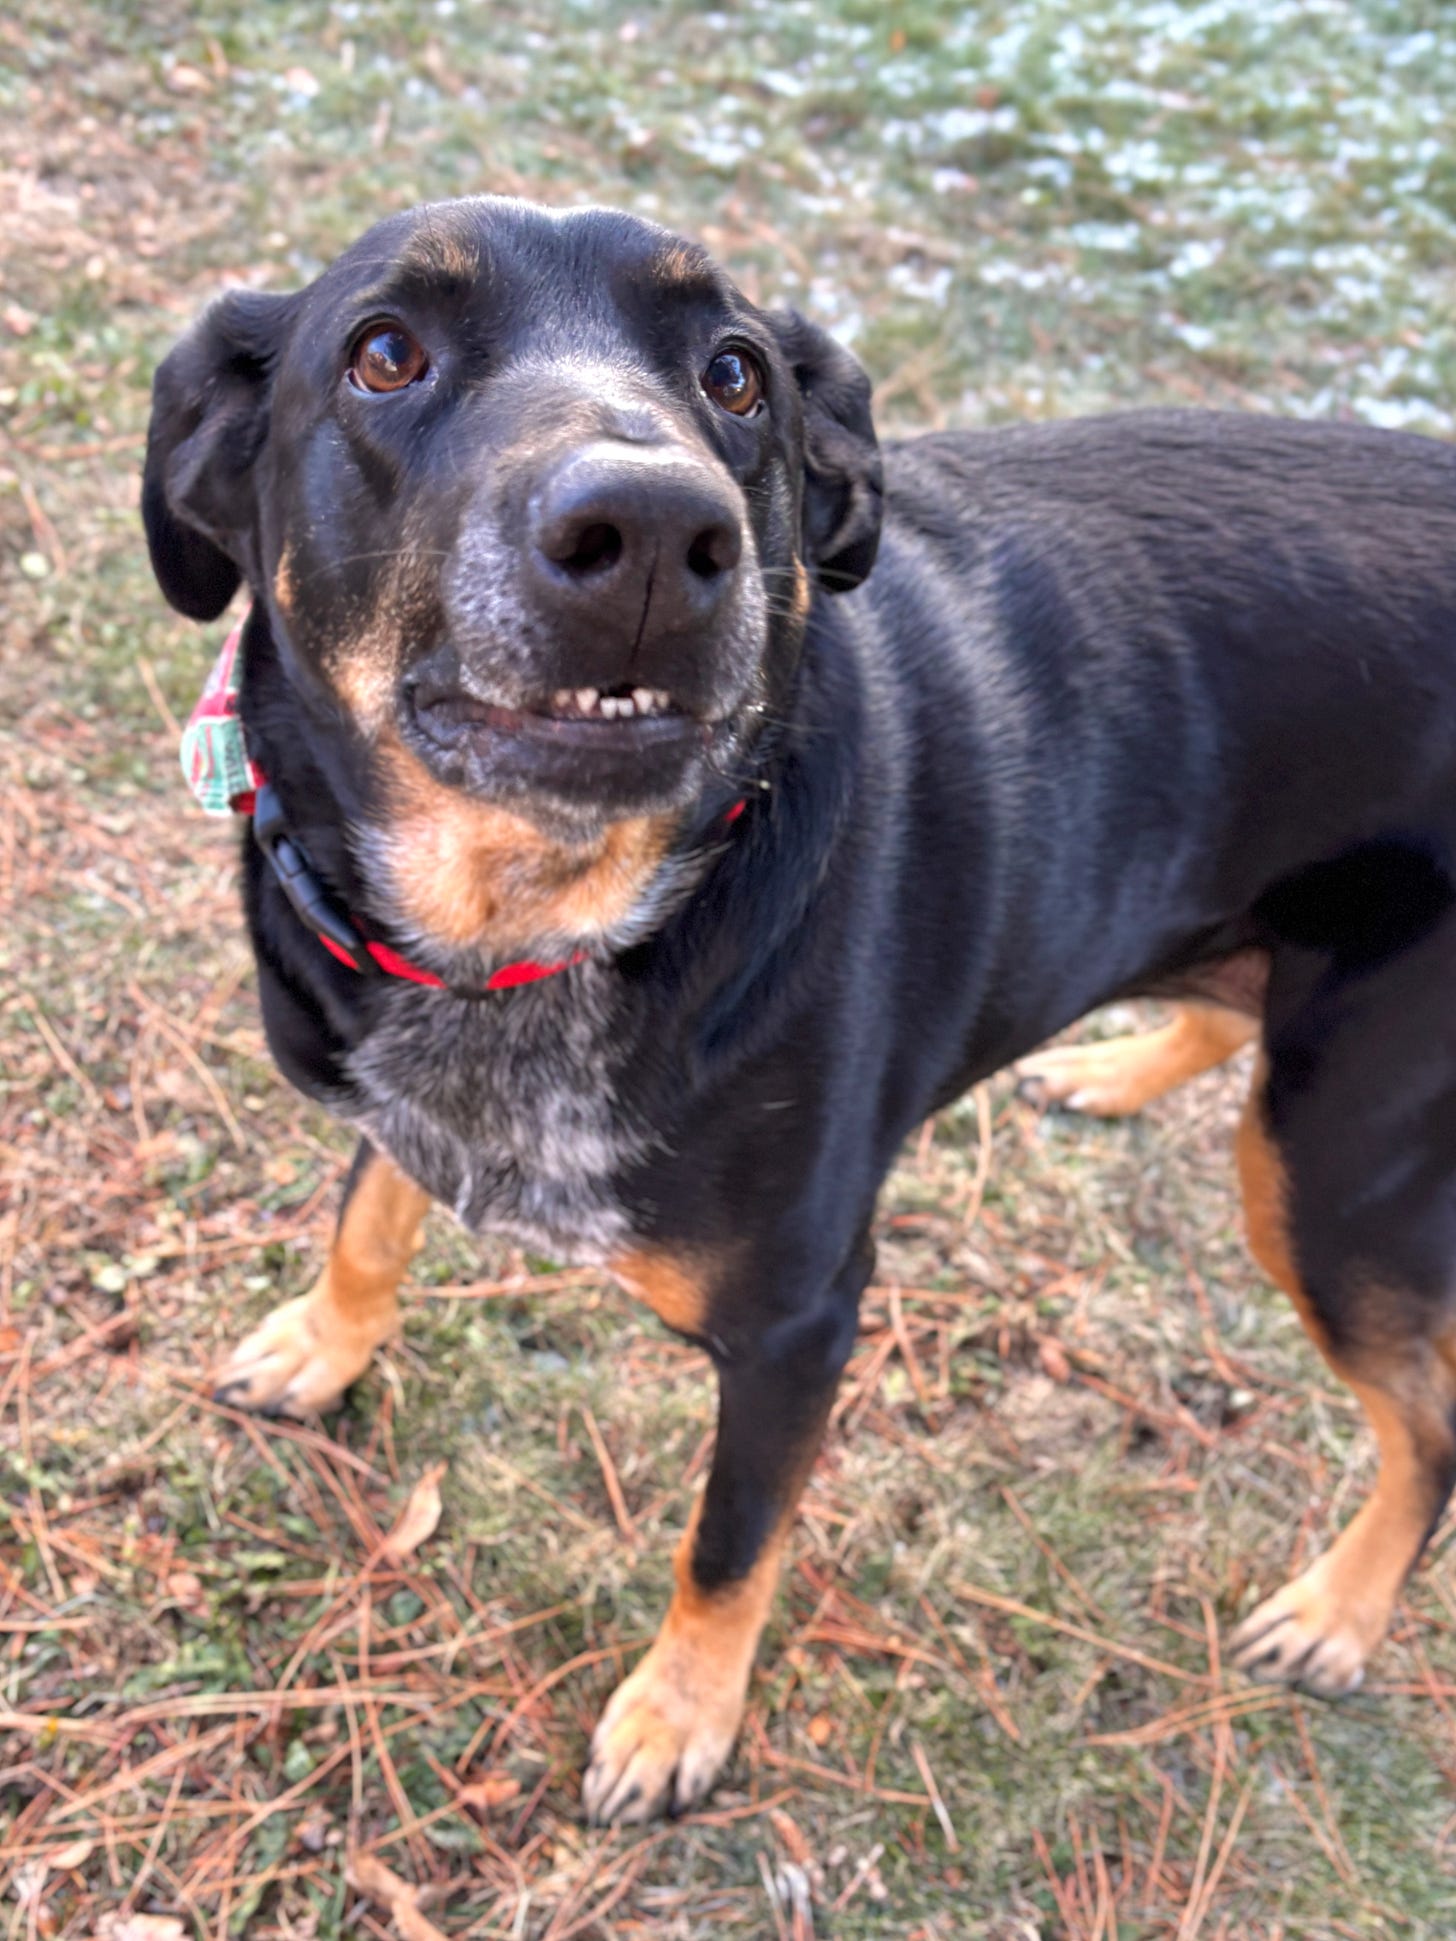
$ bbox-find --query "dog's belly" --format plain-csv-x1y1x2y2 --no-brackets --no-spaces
341,986,641,1261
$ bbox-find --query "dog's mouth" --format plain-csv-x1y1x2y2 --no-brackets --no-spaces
401,670,724,813
421,680,696,731
409,678,710,746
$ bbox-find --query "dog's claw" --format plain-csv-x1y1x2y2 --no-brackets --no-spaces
211,1291,393,1419
582,1634,746,1825
1229,1568,1382,1698
1015,1040,1162,1117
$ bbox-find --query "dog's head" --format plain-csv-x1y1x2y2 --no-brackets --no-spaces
145,201,880,882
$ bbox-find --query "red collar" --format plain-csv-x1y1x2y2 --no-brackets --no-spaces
252,779,586,994
326,932,580,991
254,779,744,996
185,615,743,996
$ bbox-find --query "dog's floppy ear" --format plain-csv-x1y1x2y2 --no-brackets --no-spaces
769,309,883,592
142,289,296,620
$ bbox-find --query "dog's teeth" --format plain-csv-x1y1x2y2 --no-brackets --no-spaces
558,685,673,720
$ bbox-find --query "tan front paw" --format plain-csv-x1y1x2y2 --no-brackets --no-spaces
212,1291,396,1417
582,1635,747,1824
1229,1561,1391,1697
1015,1040,1160,1116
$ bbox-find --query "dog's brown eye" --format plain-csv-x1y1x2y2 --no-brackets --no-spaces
702,348,763,417
349,325,429,393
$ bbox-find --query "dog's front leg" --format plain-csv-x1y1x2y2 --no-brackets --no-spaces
213,1138,430,1417
583,1248,867,1824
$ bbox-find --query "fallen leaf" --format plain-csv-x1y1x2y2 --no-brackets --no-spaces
1037,1336,1071,1384
12,1863,46,1907
94,1917,187,1941
769,1806,814,1868
380,1462,447,1563
164,1569,204,1606
297,1806,331,1853
456,1770,521,1814
48,1837,94,1869
347,1853,449,1941
166,62,212,94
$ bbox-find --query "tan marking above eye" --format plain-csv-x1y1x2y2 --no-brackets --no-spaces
349,324,429,393
702,348,763,417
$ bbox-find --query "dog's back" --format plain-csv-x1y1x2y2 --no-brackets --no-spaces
843,410,1456,1073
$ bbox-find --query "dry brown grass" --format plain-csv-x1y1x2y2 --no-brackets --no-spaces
3,4,1456,1936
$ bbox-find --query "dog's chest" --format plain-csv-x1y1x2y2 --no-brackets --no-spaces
342,979,642,1259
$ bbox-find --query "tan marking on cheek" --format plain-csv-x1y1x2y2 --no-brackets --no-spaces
375,729,675,954
273,546,296,615
611,1250,713,1336
329,646,398,734
320,547,441,737
791,556,812,624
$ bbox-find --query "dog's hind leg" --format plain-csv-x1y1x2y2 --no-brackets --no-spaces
1017,1000,1256,1117
1229,1045,1456,1694
213,1139,431,1417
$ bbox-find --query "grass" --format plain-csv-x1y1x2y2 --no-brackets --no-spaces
2,0,1455,1933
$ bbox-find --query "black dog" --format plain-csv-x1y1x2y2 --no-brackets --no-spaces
144,196,1456,1823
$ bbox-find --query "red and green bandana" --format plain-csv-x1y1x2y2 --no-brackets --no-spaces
180,615,261,816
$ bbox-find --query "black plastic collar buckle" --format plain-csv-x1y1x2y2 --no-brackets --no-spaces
251,782,378,975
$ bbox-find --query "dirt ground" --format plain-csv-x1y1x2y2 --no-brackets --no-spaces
3,3,1455,1936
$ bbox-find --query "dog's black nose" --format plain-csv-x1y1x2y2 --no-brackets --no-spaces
527,444,743,652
